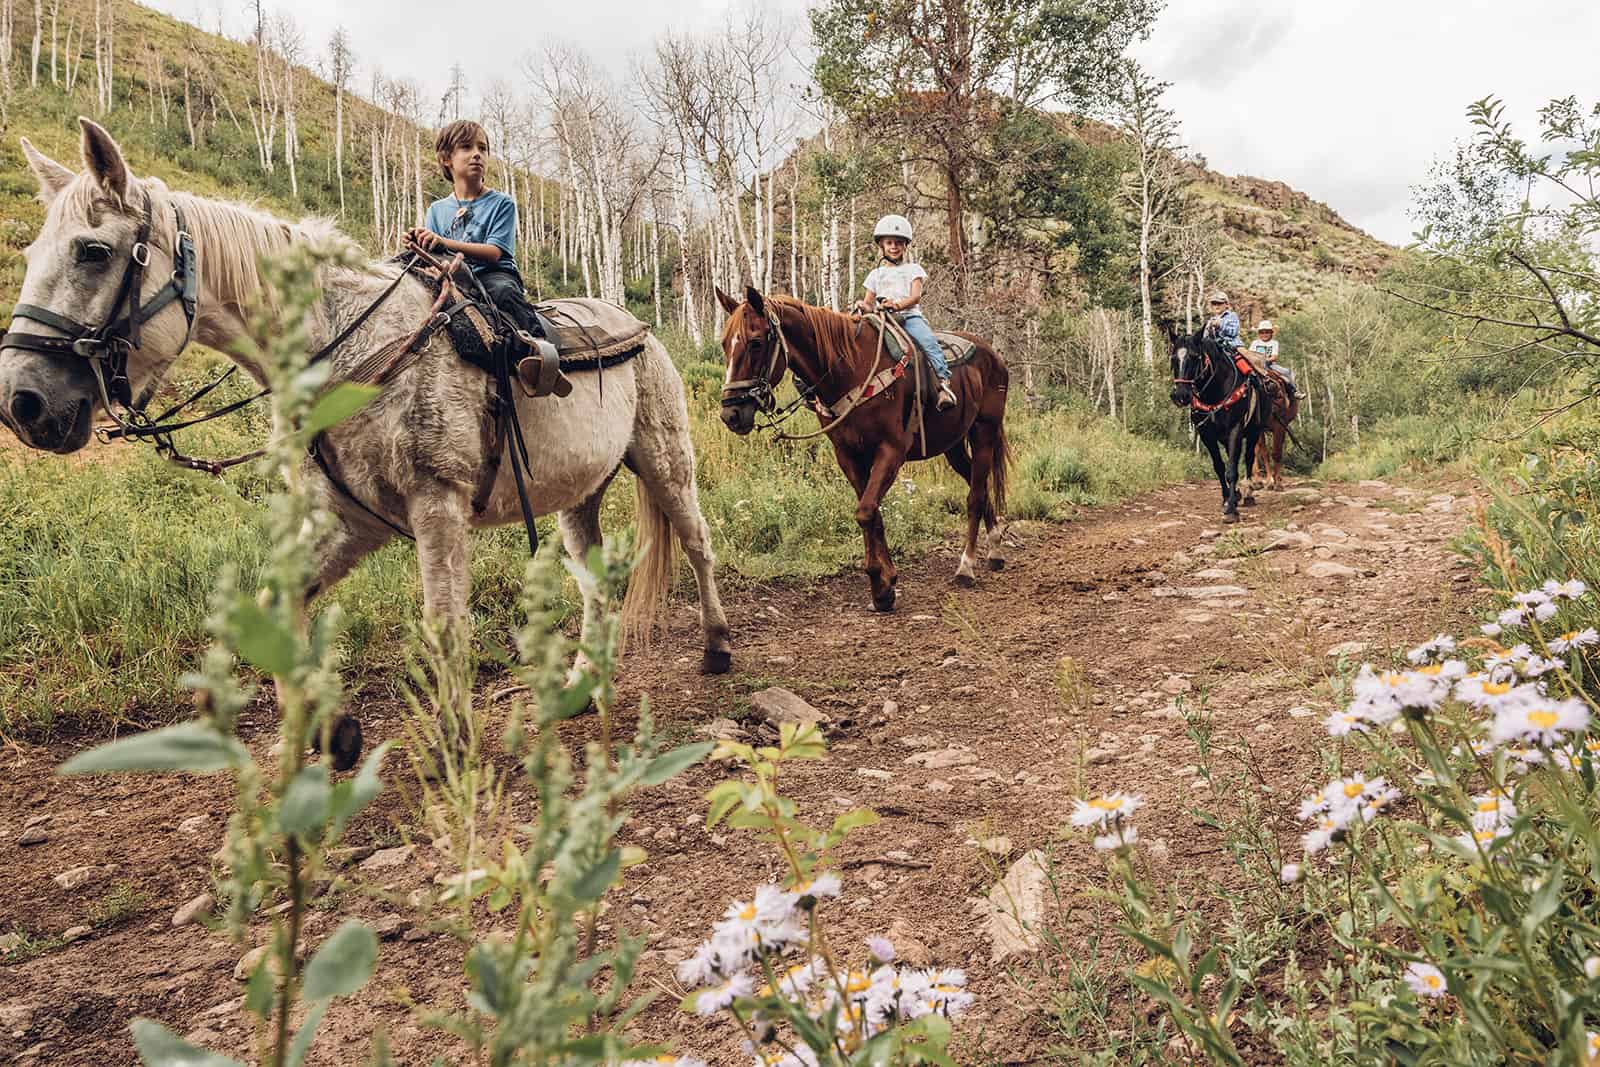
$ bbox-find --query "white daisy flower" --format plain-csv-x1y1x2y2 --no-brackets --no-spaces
1093,825,1139,851
623,1056,711,1067
1470,791,1517,829
1481,622,1503,637
1550,629,1599,653
866,935,895,963
1404,961,1447,998
1553,579,1588,600
1302,820,1336,855
1588,1032,1600,1062
1513,589,1552,608
676,941,723,986
1070,792,1143,828
1534,601,1559,622
1498,607,1529,629
1325,709,1370,737
693,972,756,1014
1585,956,1600,979
1280,863,1302,884
1407,635,1457,664
795,872,842,903
1491,697,1590,748
1454,824,1511,854
1455,674,1539,712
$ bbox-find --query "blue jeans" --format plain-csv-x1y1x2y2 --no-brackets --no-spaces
899,313,950,381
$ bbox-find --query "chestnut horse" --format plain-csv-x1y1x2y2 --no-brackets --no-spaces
1253,373,1300,490
716,286,1010,611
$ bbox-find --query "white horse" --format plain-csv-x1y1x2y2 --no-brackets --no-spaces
0,119,733,675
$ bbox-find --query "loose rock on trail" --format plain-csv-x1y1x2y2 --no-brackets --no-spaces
0,477,1481,1063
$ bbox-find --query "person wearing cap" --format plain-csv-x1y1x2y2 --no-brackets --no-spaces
856,214,957,410
1205,291,1268,376
1250,320,1296,398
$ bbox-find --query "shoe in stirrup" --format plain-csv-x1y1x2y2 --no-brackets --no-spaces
936,381,957,410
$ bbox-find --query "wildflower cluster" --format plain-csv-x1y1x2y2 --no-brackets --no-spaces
685,724,968,1065
1070,791,1142,851
676,879,973,1065
1295,773,1401,854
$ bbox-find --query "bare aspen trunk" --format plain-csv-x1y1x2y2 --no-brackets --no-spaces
48,0,57,84
333,85,344,215
676,156,702,346
847,196,857,304
765,168,775,291
788,161,798,294
413,126,423,227
370,125,383,245
182,62,196,146
651,208,662,328
30,0,41,88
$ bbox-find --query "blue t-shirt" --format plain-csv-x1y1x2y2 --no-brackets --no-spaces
424,189,518,275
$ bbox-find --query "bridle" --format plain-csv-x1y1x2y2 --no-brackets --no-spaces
1173,333,1251,421
720,306,790,416
1,188,198,421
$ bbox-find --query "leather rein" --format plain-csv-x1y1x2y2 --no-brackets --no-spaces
720,306,905,442
1174,338,1250,418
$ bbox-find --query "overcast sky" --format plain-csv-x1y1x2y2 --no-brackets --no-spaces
148,0,1599,245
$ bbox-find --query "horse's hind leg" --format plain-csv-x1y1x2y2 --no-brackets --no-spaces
941,443,981,586
625,422,732,675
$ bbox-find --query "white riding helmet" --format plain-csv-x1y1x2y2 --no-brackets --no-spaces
1257,319,1275,332
873,214,913,242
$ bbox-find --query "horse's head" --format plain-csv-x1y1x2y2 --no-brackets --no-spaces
715,284,788,436
1,119,192,452
1167,324,1210,409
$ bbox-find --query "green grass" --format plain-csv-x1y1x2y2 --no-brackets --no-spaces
0,333,1202,738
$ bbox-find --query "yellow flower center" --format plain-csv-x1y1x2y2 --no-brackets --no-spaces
1527,709,1559,729
1089,796,1123,811
1418,664,1443,676
846,971,870,994
1476,799,1499,812
739,903,757,921
1562,631,1579,642
1343,782,1366,798
1484,680,1514,696
1381,672,1405,686
1425,974,1442,990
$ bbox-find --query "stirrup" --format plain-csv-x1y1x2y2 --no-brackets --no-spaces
515,337,573,399
936,382,957,410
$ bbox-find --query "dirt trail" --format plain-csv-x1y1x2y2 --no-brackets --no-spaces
0,476,1482,1064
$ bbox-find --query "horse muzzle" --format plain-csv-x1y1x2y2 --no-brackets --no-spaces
1169,384,1191,408
0,350,99,452
720,399,756,436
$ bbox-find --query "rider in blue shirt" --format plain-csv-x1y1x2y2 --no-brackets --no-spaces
1205,291,1269,376
404,120,541,347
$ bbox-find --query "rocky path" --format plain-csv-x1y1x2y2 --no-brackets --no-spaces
0,477,1481,1064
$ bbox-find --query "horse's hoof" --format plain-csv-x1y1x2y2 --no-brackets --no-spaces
327,714,362,773
955,571,976,589
1223,512,1240,525
701,647,732,675
872,589,897,612
987,557,1006,572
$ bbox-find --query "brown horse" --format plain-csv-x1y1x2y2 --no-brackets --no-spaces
715,286,1010,611
1254,372,1301,490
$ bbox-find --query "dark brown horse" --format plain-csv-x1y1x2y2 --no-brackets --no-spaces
1253,372,1300,490
716,286,1010,611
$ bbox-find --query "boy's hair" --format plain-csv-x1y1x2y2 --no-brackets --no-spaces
435,120,490,182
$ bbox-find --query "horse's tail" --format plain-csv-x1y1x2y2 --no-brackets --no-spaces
989,416,1011,523
621,475,677,650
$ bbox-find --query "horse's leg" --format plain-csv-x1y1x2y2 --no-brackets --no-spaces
1222,424,1246,522
855,445,906,612
306,505,398,602
557,474,614,683
957,423,1003,586
1203,435,1229,512
624,440,733,675
406,484,474,629
940,443,981,586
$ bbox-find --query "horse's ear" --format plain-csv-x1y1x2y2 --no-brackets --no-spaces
745,285,766,318
78,117,129,205
21,138,75,204
715,286,740,315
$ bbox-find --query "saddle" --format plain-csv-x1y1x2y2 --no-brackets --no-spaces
399,254,649,397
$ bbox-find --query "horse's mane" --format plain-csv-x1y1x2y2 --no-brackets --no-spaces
767,295,864,373
58,172,367,306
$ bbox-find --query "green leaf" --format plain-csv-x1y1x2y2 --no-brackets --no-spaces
279,765,332,835
130,1018,245,1067
304,383,381,437
61,721,250,776
327,741,392,841
228,600,299,677
302,921,378,1000
639,742,714,787
571,849,622,903
285,999,328,1067
830,808,881,838
244,960,274,1020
